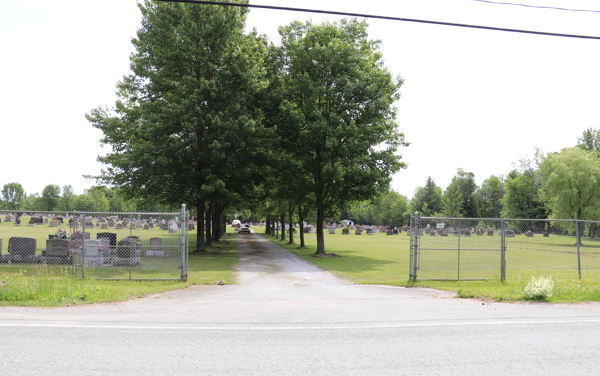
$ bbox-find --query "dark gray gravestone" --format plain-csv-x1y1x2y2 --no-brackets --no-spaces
8,237,36,256
342,228,349,235
45,239,70,257
117,238,137,258
97,232,117,248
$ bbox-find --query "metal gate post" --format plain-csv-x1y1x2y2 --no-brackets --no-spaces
500,219,506,282
180,204,188,282
457,218,461,281
410,212,420,282
576,220,581,280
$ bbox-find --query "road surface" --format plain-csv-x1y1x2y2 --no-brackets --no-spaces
0,233,599,375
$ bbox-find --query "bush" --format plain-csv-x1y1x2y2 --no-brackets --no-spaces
523,276,555,300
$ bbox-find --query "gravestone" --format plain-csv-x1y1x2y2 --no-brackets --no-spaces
43,218,49,224
107,218,115,227
101,223,108,230
488,230,494,236
44,239,71,264
169,222,178,233
544,232,549,237
386,230,393,236
393,229,399,235
49,220,59,227
115,223,123,229
355,228,362,235
144,224,150,230
367,228,374,235
5,215,13,222
303,227,311,233
430,232,436,236
505,230,516,237
97,232,117,250
115,238,141,266
8,237,36,256
147,238,164,257
80,240,104,266
342,228,349,235
149,223,154,229
188,224,195,231
328,227,336,235
525,230,533,237
130,223,137,229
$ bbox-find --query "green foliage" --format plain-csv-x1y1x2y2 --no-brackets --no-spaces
539,147,600,220
1,182,24,210
476,175,504,218
411,177,442,216
577,127,600,154
501,170,545,219
441,184,463,217
348,191,408,226
41,184,61,211
278,19,408,253
448,169,477,217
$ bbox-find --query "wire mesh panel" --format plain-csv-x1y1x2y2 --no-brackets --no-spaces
0,208,188,281
411,216,600,281
416,217,502,280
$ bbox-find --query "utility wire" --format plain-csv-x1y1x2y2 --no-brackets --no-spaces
154,0,600,40
469,0,600,14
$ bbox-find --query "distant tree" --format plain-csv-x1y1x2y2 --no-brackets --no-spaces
441,184,463,218
476,175,504,218
60,185,76,211
501,170,546,219
379,191,408,226
539,147,600,220
448,169,477,217
1,182,24,210
577,128,600,154
411,177,442,216
41,184,61,211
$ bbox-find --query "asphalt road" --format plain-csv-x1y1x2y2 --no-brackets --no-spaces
1,233,599,375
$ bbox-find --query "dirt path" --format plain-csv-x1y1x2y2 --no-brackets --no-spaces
235,233,348,287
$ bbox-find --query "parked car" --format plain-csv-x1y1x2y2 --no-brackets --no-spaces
239,224,251,234
232,220,241,227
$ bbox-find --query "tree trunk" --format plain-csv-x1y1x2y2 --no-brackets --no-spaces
205,206,212,246
298,206,307,248
266,215,272,235
316,205,325,254
273,216,278,237
288,203,294,244
197,200,205,252
280,212,285,241
212,207,219,241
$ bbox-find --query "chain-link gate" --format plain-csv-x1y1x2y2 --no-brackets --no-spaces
410,214,600,281
0,205,188,281
410,214,506,281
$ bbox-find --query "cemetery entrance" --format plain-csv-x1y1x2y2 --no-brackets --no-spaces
0,206,189,281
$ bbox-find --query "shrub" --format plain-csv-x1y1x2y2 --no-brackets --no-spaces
524,276,555,300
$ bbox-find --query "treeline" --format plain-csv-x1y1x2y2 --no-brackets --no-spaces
347,128,600,223
0,184,176,213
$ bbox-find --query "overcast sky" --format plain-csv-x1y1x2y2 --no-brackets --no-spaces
1,0,599,199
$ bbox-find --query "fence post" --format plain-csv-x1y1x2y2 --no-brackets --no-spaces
81,214,85,280
457,218,461,281
410,212,420,282
500,219,506,282
180,204,188,282
576,220,581,280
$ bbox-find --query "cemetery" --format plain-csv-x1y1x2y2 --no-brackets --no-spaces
0,212,187,280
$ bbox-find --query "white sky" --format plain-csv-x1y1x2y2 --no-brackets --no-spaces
1,0,599,199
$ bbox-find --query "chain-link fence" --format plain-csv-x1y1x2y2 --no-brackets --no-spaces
409,214,600,281
0,206,188,281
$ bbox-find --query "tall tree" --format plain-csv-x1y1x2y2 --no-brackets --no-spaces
476,175,504,218
448,169,477,217
41,184,61,211
539,147,600,220
60,185,76,211
1,182,24,210
411,177,442,216
577,127,600,154
501,170,546,219
278,19,408,254
86,0,269,252
441,184,463,218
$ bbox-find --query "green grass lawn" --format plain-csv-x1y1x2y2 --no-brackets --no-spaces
0,217,239,307
261,229,600,303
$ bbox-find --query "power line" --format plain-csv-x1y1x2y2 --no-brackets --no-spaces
469,0,600,14
154,0,600,40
